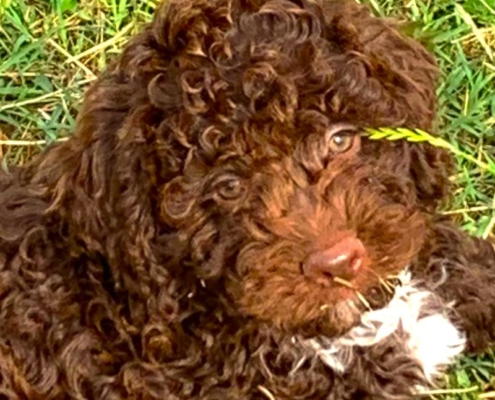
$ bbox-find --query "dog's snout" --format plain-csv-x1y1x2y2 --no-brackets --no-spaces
303,237,366,282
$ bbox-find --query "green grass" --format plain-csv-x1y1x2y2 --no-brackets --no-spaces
0,0,157,164
0,0,494,398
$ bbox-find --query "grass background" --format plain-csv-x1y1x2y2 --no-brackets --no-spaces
0,0,494,398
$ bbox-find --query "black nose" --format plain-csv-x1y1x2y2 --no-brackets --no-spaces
303,237,366,282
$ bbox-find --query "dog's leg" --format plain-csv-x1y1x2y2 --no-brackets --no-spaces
411,219,495,354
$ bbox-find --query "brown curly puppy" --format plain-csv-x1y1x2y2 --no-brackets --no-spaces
1,0,494,399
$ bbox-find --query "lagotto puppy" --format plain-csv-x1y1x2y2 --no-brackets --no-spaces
1,0,495,399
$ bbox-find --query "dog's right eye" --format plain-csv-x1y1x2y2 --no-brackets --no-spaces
329,133,354,153
326,124,358,155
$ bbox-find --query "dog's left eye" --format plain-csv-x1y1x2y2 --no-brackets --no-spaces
328,132,354,153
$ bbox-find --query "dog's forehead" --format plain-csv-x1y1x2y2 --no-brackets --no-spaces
143,0,443,197
146,1,439,157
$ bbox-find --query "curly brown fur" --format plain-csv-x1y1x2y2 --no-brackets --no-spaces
0,0,494,399
411,219,495,354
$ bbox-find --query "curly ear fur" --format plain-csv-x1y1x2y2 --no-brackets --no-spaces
0,63,182,399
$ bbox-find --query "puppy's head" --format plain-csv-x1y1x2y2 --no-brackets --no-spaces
121,0,452,336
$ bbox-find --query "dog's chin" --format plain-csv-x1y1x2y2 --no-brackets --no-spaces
292,303,363,339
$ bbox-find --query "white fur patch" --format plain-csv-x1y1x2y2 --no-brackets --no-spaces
299,271,465,383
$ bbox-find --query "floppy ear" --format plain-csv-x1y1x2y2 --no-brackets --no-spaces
29,115,161,288
20,27,186,323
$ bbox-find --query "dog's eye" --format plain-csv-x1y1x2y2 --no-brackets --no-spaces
217,177,244,200
328,132,354,153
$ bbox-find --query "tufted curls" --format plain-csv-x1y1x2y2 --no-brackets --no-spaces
0,0,494,399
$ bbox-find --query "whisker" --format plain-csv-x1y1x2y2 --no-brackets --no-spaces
333,277,356,289
366,267,401,293
378,278,395,294
356,292,372,310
